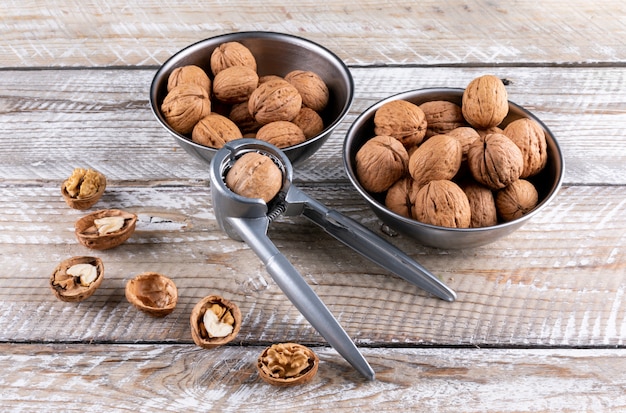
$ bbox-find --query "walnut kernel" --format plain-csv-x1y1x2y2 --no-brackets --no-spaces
257,343,319,386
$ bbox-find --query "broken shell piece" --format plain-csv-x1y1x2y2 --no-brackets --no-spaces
50,256,104,302
257,343,319,386
75,209,137,250
125,272,178,317
61,168,106,210
190,295,242,349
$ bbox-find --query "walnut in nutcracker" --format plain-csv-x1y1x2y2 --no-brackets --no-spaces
225,152,283,203
374,100,427,148
355,135,409,193
503,118,548,178
467,133,524,190
462,74,509,129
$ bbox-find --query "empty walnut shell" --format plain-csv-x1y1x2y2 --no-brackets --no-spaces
50,256,104,302
257,343,319,386
190,295,242,349
61,168,106,210
75,209,137,250
125,272,178,317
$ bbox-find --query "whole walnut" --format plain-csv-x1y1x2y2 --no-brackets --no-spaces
229,102,262,135
467,133,524,190
167,65,212,95
462,181,498,228
248,79,302,125
462,75,509,129
413,180,471,228
256,121,306,148
285,70,329,112
355,135,409,193
384,176,420,219
408,134,462,187
446,127,480,161
212,66,259,104
161,83,212,135
225,152,283,203
192,113,243,148
210,41,257,76
292,107,324,139
503,118,548,178
496,179,539,222
374,100,427,148
419,100,466,138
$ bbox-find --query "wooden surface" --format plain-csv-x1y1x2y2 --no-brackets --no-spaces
1,1,625,411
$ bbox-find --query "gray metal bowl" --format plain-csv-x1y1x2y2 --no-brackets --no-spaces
150,31,354,166
343,88,564,249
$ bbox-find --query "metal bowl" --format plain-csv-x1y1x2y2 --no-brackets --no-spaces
150,31,354,166
343,88,564,249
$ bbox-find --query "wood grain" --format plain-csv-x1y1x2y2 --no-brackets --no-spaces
1,344,624,412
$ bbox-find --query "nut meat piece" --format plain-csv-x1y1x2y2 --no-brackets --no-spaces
190,295,242,349
257,343,319,386
467,133,524,190
125,272,178,317
413,180,471,228
374,100,427,148
161,83,212,135
284,70,329,112
167,65,211,95
50,256,104,302
496,179,539,222
192,113,243,148
503,118,548,178
248,79,302,124
408,134,462,187
210,41,257,76
355,135,409,193
462,74,509,129
225,152,283,203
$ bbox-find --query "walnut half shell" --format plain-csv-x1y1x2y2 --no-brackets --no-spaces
61,168,106,210
125,272,178,317
190,295,242,349
74,209,137,250
257,343,319,386
50,256,104,302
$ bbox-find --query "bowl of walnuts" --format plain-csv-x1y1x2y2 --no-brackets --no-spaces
343,76,564,249
150,31,354,166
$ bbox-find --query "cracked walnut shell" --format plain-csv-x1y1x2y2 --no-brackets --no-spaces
355,135,409,193
190,295,242,349
61,168,106,210
75,209,137,250
257,343,319,386
50,256,104,302
374,99,427,148
125,272,178,317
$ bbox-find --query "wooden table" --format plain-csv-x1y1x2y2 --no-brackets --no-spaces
1,1,625,411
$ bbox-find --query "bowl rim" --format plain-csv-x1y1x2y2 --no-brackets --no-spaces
343,87,565,235
149,30,355,155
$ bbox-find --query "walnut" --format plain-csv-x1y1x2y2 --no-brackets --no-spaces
190,295,242,349
374,100,427,148
225,152,283,203
167,65,211,95
496,179,539,222
229,101,262,135
209,41,257,76
191,113,243,148
384,176,420,219
408,134,462,187
462,181,498,228
462,75,509,129
291,107,324,139
413,180,471,228
256,121,306,148
284,70,329,112
248,79,302,124
125,272,178,317
257,343,319,386
212,65,259,104
355,135,409,193
74,209,137,250
446,127,480,161
503,118,548,178
61,168,106,210
161,83,211,135
419,100,466,138
467,133,524,190
50,256,104,302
